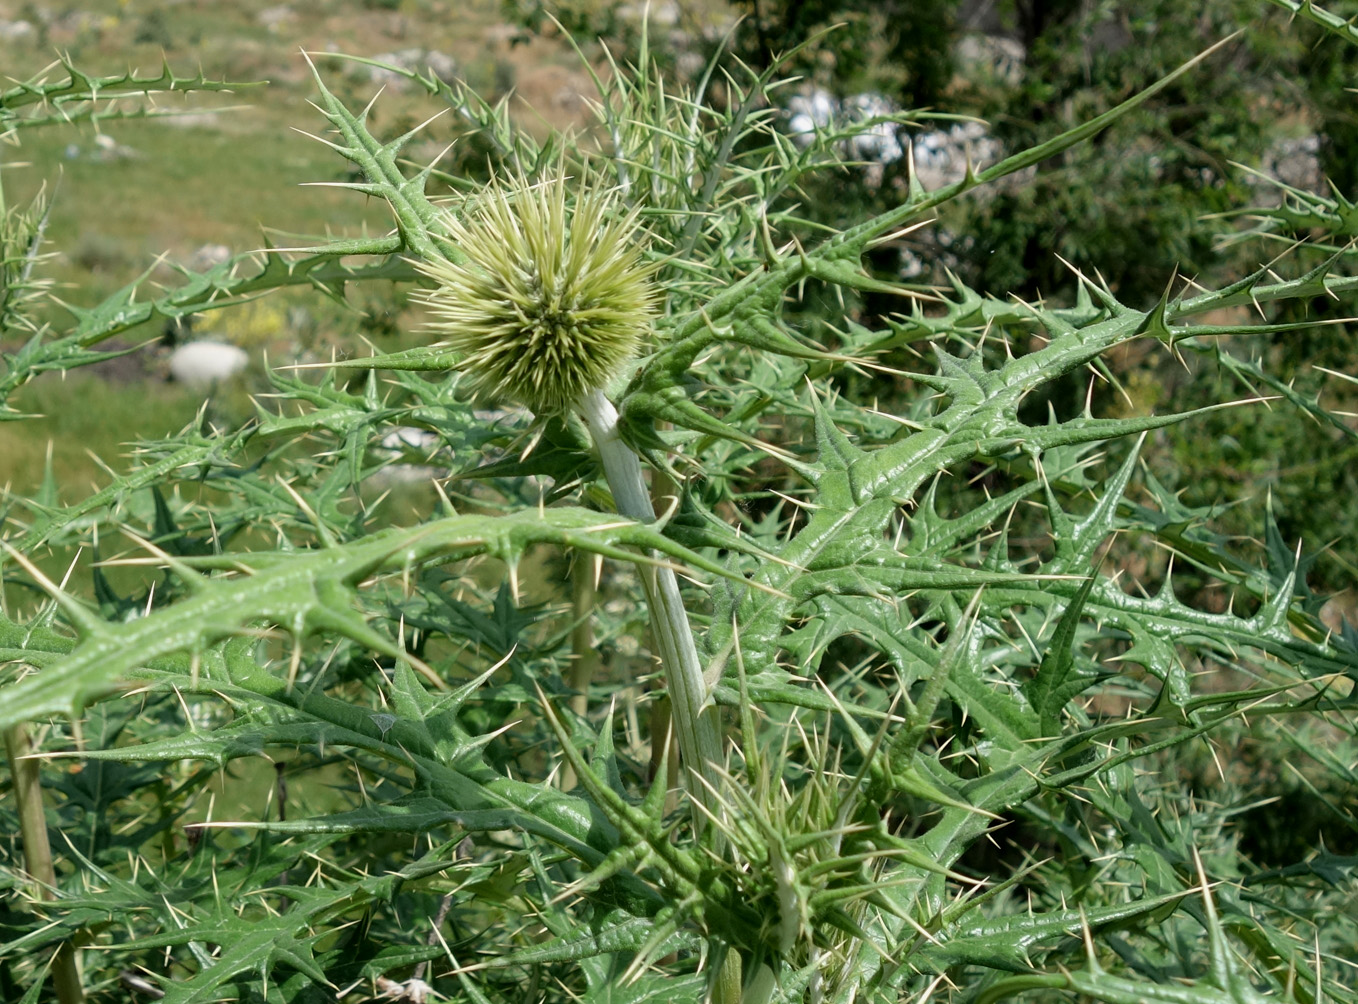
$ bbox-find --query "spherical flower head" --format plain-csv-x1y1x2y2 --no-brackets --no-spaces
414,171,658,415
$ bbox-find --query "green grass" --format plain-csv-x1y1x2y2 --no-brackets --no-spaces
0,372,205,495
0,0,605,475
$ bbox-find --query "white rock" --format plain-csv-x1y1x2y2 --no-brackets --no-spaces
257,5,295,30
90,132,137,161
368,426,450,485
910,122,1006,190
842,93,904,165
1257,134,1324,197
159,112,231,130
0,20,35,42
616,2,679,24
376,426,442,457
785,89,904,167
169,341,248,387
786,88,838,142
189,243,233,271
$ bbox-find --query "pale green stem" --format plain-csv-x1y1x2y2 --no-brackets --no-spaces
4,724,85,1004
576,388,725,813
578,388,743,1004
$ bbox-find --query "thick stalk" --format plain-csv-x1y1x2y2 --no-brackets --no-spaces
579,389,741,1004
577,389,724,811
4,724,84,1004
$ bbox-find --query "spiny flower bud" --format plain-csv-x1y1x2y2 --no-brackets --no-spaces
413,170,658,416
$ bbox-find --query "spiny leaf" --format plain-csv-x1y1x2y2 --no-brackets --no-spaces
0,243,414,402
0,506,745,730
1026,572,1102,737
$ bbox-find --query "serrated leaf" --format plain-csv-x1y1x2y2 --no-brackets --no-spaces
0,506,745,730
1026,572,1100,737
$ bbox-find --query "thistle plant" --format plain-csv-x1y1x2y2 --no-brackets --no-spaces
414,170,726,818
0,11,1357,1004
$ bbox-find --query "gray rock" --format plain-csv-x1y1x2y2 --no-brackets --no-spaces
956,33,1026,86
366,49,457,89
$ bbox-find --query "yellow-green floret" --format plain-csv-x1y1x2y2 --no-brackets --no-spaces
414,171,658,415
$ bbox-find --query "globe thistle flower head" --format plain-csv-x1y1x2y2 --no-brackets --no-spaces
415,170,658,415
